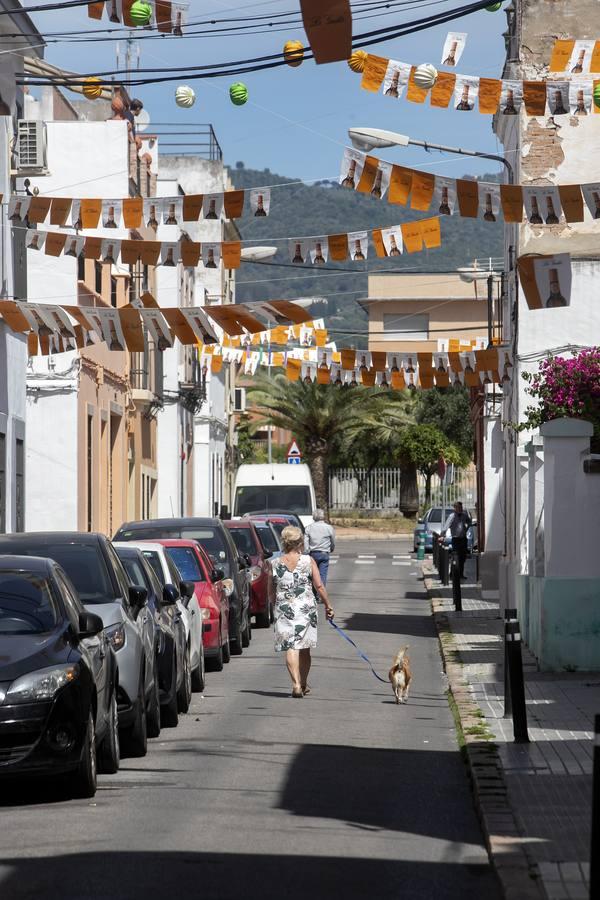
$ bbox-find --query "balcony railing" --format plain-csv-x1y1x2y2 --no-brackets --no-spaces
130,337,164,404
147,123,223,160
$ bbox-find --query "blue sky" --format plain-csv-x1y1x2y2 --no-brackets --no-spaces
25,0,510,181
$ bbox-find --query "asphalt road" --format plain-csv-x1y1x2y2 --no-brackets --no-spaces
0,537,501,900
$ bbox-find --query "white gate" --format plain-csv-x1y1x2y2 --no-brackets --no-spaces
328,467,477,511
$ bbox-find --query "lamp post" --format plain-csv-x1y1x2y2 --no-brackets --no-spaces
347,127,515,184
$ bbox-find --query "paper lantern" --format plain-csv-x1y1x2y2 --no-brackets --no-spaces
347,49,368,74
485,2,502,9
413,63,438,89
594,82,600,109
230,82,249,106
283,40,304,67
83,77,103,100
175,85,195,108
130,0,152,26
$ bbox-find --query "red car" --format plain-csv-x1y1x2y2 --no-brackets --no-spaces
225,520,272,628
157,539,231,672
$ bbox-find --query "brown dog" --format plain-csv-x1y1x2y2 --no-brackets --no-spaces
388,646,411,704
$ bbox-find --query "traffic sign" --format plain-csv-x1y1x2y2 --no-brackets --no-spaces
286,440,302,458
287,456,301,465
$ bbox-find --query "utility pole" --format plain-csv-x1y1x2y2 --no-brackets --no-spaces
116,32,140,89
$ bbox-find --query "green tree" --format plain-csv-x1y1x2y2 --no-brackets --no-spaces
246,376,410,510
396,423,466,511
415,388,473,459
236,413,257,464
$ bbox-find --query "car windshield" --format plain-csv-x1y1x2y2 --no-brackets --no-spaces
0,572,59,634
255,524,279,554
269,522,287,539
235,486,311,516
0,543,114,604
141,551,164,585
116,526,230,576
166,547,205,583
227,528,257,556
118,555,148,590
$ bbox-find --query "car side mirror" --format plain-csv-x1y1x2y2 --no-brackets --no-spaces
417,517,424,524
471,520,477,528
162,583,179,607
180,580,196,601
128,585,148,617
243,553,252,566
262,549,273,559
238,555,248,569
211,567,225,583
78,611,104,638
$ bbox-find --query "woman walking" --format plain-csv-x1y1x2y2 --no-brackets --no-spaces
269,526,334,698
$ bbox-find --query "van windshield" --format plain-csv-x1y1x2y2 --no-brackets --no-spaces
235,486,311,516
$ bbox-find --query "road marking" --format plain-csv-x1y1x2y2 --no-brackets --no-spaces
393,555,410,559
392,561,411,566
330,559,338,565
358,554,376,559
355,559,375,565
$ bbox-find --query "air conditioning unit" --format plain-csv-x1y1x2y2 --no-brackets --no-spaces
16,120,48,173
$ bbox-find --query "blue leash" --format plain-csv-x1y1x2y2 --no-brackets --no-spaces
328,619,388,684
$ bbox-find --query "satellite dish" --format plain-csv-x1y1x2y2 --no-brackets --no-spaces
136,109,150,132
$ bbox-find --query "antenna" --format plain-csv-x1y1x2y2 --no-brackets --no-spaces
116,31,140,90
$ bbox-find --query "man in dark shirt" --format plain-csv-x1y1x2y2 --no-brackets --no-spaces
124,98,144,136
441,501,472,579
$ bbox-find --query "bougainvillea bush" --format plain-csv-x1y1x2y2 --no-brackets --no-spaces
520,349,600,449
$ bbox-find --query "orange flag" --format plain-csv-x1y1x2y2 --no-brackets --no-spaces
360,54,388,92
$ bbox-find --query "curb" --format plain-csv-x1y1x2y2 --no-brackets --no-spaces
423,570,546,900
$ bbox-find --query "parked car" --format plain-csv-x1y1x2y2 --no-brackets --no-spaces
118,541,199,715
248,514,299,546
0,533,157,758
159,539,230,672
114,545,189,728
114,518,251,655
252,520,282,561
243,512,305,533
0,556,119,798
413,507,476,554
225,520,272,628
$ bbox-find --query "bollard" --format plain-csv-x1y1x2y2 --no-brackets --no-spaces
591,714,600,900
503,608,518,719
417,530,425,561
432,534,439,569
505,619,529,743
439,545,449,586
451,553,462,611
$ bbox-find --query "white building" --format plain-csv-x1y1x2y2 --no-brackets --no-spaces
0,5,46,532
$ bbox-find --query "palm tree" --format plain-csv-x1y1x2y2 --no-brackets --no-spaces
246,375,412,511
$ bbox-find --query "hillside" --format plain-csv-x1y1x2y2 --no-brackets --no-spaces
228,163,503,348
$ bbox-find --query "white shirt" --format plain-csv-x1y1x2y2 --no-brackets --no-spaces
304,521,336,554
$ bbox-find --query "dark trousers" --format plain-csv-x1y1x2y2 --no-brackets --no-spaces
452,537,468,577
310,551,330,586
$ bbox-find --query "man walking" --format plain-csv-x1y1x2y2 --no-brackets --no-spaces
442,501,472,579
304,509,335,586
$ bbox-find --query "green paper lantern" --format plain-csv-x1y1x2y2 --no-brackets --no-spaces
229,82,249,106
594,82,600,109
130,0,152,26
485,2,503,9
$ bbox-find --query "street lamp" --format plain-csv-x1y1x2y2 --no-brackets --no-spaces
347,127,514,183
241,246,278,262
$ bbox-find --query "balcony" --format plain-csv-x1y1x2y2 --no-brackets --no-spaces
147,123,223,160
130,337,164,415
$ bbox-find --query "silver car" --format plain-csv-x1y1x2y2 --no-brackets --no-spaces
0,532,160,757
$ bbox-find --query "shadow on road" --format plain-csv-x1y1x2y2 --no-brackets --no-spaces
341,612,434,638
0,850,501,900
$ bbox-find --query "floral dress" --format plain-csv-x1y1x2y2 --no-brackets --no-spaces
271,555,318,652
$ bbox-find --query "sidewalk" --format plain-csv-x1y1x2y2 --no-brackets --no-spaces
423,556,595,900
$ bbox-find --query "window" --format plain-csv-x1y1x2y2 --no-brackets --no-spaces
1,542,113,604
77,255,85,282
234,485,312,517
0,433,5,533
227,527,257,556
110,276,118,308
234,387,246,412
94,261,103,295
86,414,93,532
0,572,59,634
382,313,429,342
141,550,163,585
254,524,280,554
166,547,205,583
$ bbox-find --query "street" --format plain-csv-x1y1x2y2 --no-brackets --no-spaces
0,537,500,900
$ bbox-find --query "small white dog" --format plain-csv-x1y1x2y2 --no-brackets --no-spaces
388,646,411,704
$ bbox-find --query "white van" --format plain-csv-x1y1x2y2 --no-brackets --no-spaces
233,464,316,527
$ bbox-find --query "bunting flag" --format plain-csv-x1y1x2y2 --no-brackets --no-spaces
549,39,600,73
200,345,513,389
10,187,269,227
357,52,600,119
88,0,189,34
0,296,315,356
517,253,572,310
339,148,600,226
24,213,442,265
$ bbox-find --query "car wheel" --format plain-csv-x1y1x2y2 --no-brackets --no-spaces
71,712,97,799
146,664,161,739
122,677,148,758
230,615,243,656
207,639,224,672
191,647,205,693
222,635,231,664
97,689,120,775
177,649,192,713
255,609,270,629
161,651,179,728
242,616,250,648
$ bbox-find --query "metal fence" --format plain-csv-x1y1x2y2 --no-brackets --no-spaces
328,467,477,511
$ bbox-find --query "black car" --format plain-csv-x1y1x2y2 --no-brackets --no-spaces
115,546,189,729
0,556,119,798
114,518,251,655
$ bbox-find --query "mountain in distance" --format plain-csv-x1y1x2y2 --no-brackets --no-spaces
229,163,503,349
